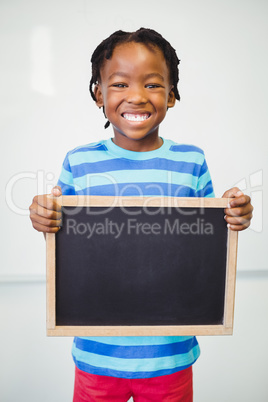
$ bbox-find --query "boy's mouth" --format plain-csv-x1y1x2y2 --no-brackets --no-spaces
122,113,150,122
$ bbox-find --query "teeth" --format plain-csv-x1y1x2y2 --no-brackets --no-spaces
123,113,149,121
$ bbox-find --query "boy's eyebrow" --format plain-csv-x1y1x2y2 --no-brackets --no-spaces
108,72,129,80
108,72,165,81
145,73,165,81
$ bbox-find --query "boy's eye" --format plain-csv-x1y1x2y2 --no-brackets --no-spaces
146,84,162,89
112,83,127,88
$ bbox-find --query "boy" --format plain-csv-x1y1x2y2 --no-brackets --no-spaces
29,28,253,401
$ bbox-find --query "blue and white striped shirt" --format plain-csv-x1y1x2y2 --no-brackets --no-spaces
58,137,214,378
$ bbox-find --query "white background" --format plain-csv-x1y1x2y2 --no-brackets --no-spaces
1,0,267,401
1,0,268,278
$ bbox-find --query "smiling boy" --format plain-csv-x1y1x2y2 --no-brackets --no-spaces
94,42,175,151
30,28,253,401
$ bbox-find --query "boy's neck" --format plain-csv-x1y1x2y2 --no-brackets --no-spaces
112,135,163,152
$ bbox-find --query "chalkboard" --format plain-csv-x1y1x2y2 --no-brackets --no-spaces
46,196,238,336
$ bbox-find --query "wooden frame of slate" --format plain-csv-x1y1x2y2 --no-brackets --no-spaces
46,196,238,336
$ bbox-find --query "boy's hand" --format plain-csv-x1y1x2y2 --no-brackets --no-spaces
29,186,62,233
222,187,253,231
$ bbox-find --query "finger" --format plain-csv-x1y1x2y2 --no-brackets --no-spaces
30,208,61,226
31,195,62,212
224,204,253,219
222,187,242,199
51,186,62,197
30,203,62,220
224,213,252,226
224,211,252,231
226,221,251,231
29,202,62,226
31,219,61,233
227,194,251,209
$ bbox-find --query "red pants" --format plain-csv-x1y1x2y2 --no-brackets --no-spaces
73,366,193,402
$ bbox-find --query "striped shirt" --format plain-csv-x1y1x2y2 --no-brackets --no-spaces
58,137,214,379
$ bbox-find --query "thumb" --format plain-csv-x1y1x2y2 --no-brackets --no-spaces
222,187,244,199
51,185,62,197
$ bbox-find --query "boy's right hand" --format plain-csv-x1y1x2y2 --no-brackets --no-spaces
29,186,62,233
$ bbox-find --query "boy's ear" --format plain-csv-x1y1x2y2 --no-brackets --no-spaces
94,84,104,108
167,87,176,109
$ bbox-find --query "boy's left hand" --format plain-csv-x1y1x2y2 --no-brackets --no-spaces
222,187,253,231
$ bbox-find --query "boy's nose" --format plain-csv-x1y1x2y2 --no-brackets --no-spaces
126,86,147,104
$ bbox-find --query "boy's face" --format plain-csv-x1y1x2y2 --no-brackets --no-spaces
94,42,176,151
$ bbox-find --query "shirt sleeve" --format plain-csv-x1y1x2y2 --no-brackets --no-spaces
195,157,215,198
57,152,76,195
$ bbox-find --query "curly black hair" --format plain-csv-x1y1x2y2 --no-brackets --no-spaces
89,28,180,128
